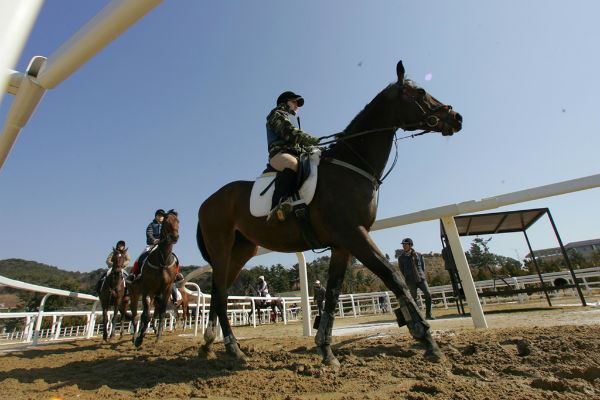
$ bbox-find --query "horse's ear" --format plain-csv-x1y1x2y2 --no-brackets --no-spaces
396,61,405,84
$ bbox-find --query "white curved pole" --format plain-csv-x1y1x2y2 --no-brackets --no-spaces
36,0,163,89
32,293,51,345
0,58,47,170
0,0,44,105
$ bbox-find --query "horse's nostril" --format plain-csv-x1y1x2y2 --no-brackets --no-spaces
454,113,463,123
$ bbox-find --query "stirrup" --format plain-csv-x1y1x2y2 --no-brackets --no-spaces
267,200,293,222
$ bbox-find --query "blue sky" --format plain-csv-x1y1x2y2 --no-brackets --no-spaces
1,1,599,272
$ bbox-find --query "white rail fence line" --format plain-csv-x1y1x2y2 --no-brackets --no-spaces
2,268,598,345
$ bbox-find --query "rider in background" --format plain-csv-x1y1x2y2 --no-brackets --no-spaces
95,240,130,294
256,276,269,297
127,209,165,283
128,209,184,302
313,280,326,316
266,91,320,222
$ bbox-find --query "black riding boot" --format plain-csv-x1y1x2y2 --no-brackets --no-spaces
267,168,297,222
95,272,107,294
171,284,178,303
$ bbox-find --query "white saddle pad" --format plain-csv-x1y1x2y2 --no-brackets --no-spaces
250,149,321,217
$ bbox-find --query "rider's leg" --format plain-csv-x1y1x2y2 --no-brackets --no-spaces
268,153,299,221
419,281,434,319
95,271,107,294
171,284,178,303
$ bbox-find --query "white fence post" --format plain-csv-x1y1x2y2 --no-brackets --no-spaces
441,216,488,329
296,252,312,336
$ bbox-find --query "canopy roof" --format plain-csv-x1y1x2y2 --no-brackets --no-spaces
443,208,548,236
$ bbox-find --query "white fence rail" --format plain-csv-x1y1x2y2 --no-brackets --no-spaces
2,267,598,345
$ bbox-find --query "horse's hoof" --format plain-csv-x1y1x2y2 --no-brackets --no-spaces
134,337,143,348
225,343,247,363
424,346,445,363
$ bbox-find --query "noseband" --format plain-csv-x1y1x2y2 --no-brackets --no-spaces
399,89,455,134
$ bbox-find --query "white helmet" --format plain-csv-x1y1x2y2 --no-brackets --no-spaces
258,276,265,281
315,280,321,285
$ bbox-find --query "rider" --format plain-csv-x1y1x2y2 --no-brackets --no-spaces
256,276,269,297
95,240,130,294
127,209,184,303
266,91,320,222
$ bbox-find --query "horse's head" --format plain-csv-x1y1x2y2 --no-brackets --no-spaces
386,61,462,136
111,247,128,272
161,209,180,244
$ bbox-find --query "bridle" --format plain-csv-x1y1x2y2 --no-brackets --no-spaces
319,86,456,187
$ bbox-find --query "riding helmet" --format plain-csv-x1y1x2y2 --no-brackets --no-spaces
277,91,304,107
116,240,126,247
401,238,414,246
155,209,166,217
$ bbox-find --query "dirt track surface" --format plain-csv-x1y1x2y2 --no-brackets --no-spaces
1,306,600,399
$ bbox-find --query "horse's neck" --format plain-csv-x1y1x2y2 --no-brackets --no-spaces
330,99,396,179
156,242,173,264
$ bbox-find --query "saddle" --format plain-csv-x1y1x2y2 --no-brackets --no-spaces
250,149,320,217
135,246,180,276
249,150,324,250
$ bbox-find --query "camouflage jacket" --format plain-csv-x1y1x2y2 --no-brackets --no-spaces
266,104,318,158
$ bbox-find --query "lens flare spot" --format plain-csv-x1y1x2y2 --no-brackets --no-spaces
424,73,433,81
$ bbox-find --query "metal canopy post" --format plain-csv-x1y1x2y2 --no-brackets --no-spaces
547,210,587,306
441,216,488,328
522,228,552,307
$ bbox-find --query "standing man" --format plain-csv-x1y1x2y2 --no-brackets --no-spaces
313,280,326,316
397,238,435,320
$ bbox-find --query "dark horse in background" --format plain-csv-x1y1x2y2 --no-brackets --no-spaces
99,247,130,341
244,285,284,324
130,210,180,347
197,61,462,366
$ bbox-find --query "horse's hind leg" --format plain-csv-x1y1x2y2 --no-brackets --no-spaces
203,230,257,361
343,228,443,362
315,247,350,367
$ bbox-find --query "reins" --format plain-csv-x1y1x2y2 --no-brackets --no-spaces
318,127,432,187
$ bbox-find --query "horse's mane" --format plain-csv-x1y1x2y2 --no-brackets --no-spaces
340,79,418,137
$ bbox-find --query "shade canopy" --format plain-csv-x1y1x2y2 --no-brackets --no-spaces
442,208,548,237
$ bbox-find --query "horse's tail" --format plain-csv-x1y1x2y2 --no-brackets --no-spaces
196,218,212,265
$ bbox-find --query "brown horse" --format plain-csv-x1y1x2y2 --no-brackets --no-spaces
99,247,130,341
197,61,462,366
169,285,191,330
130,210,180,347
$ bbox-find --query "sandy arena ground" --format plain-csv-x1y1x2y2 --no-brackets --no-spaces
1,298,600,399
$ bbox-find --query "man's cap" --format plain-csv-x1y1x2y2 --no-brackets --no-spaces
401,238,414,246
277,91,304,107
155,209,166,217
315,280,321,285
258,275,265,280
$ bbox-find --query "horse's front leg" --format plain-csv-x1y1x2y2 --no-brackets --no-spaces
156,290,170,340
134,294,151,348
315,247,350,367
102,307,109,342
110,297,120,339
345,227,443,362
